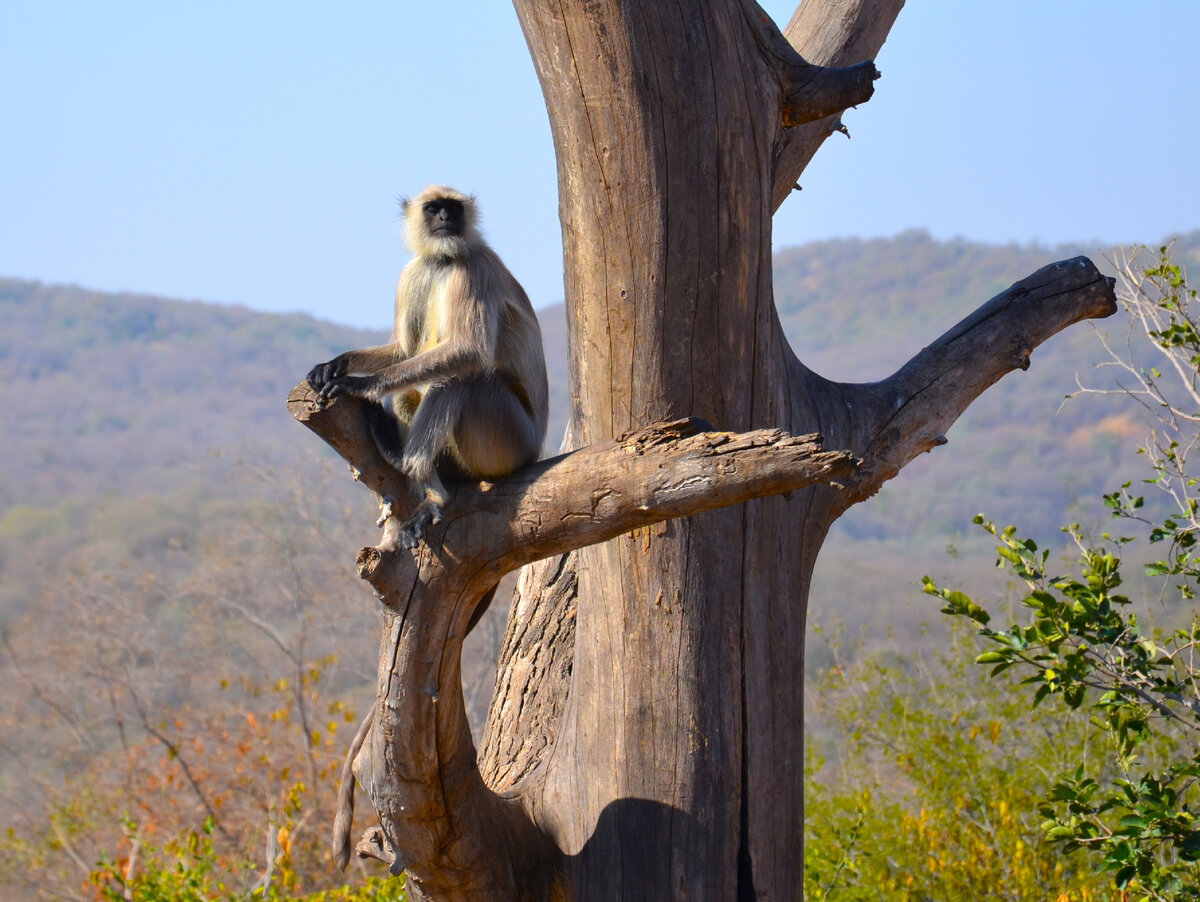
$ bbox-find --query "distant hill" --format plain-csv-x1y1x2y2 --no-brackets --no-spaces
2,229,1197,635
0,278,571,511
0,279,371,507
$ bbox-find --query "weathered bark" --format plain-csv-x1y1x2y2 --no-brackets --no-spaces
287,393,858,898
489,2,890,897
292,255,1115,898
292,0,1119,898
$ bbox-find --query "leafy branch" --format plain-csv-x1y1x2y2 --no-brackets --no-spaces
927,246,1200,900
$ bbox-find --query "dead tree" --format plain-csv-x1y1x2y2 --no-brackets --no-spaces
288,0,1118,897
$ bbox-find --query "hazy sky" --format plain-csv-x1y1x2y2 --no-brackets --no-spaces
3,2,1197,330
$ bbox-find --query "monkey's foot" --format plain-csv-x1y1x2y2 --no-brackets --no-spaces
376,496,396,528
399,500,443,549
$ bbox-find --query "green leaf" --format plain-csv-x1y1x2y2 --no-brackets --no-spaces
975,651,1009,665
1114,864,1137,887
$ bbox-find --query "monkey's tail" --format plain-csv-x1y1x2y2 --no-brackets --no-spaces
365,401,408,473
332,709,374,871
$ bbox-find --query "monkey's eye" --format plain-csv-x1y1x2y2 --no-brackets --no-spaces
424,202,440,215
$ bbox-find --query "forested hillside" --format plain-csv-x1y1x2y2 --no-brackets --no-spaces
1,231,1196,896
4,232,1199,674
7,230,1196,547
0,279,571,509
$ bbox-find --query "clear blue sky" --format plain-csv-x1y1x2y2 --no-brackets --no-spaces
2,2,1197,330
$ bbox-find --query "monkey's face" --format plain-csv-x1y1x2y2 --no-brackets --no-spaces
403,186,475,258
423,198,466,239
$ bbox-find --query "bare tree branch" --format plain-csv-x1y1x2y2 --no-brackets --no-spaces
738,0,879,128
287,398,858,598
771,0,906,210
841,257,1118,506
125,679,232,842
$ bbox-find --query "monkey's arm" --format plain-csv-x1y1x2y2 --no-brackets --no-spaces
317,341,486,403
307,344,399,392
316,269,500,403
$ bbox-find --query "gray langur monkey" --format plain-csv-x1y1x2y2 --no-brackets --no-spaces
307,184,549,548
310,186,549,871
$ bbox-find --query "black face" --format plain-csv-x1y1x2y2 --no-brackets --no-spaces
423,198,465,237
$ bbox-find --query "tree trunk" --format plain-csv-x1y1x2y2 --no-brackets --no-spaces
291,0,1120,898
487,1,896,896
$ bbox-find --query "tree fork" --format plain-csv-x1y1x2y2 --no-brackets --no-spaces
287,249,1114,898
286,389,858,898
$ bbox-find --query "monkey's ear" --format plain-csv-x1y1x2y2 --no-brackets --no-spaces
398,195,411,214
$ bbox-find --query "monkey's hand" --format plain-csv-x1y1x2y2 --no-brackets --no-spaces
306,355,348,391
314,375,376,404
307,356,377,404
398,500,443,549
